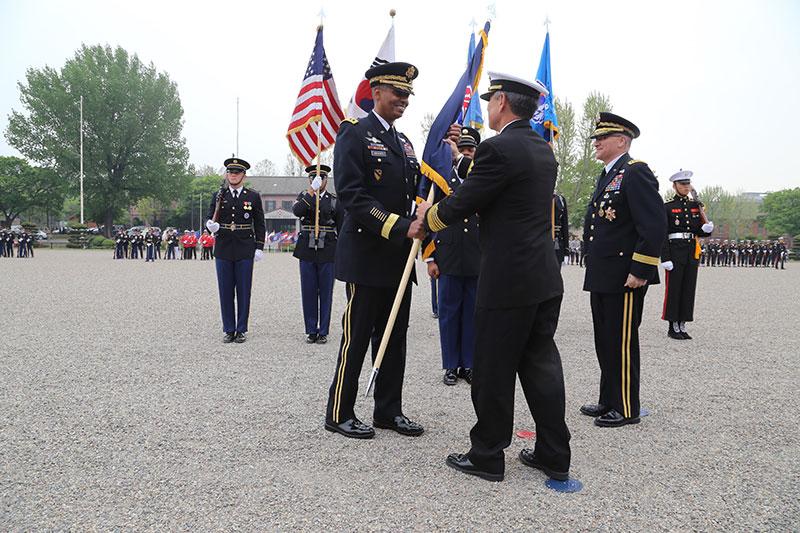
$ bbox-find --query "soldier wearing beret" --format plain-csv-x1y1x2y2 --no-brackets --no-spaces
660,170,714,340
206,157,266,344
580,112,666,428
419,72,571,482
292,164,342,344
324,61,426,440
423,126,481,386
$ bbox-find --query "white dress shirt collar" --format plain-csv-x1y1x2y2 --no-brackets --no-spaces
604,153,625,175
372,110,392,131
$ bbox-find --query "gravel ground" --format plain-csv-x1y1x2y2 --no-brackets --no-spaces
1,250,798,531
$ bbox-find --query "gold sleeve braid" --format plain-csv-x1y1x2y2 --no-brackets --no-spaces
426,204,448,232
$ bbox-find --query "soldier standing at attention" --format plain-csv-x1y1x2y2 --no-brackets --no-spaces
580,112,666,428
660,170,714,340
292,164,342,345
205,157,266,343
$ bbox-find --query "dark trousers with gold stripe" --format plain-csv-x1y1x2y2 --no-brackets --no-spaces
590,287,647,419
326,283,411,424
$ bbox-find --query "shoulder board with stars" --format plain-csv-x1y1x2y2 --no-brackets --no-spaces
627,159,647,165
343,117,359,125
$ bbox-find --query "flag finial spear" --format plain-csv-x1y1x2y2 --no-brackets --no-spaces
487,2,496,21
470,17,477,33
318,7,325,26
390,8,396,18
544,15,551,32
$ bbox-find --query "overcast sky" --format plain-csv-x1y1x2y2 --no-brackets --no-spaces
2,0,799,193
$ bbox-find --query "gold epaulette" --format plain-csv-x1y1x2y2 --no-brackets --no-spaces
343,117,359,125
628,159,647,165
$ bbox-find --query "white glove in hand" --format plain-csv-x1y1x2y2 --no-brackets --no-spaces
661,261,674,271
311,176,323,191
254,249,264,262
206,220,220,233
702,221,714,233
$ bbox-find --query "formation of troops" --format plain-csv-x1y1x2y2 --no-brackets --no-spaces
0,230,35,258
112,229,216,261
700,238,788,268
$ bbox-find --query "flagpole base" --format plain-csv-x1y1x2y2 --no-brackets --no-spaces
365,368,379,397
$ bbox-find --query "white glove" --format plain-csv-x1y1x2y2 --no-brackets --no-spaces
702,221,714,233
311,176,323,191
661,261,674,271
254,249,264,262
206,220,220,233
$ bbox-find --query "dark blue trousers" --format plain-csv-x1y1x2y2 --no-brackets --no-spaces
430,276,438,314
299,260,335,336
215,257,254,334
145,244,154,262
438,274,477,370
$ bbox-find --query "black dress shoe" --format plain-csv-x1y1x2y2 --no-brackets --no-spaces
445,453,503,482
668,329,685,340
680,331,692,340
223,332,236,343
234,332,247,343
580,403,611,417
594,409,640,428
432,312,439,319
518,449,569,481
443,369,458,386
324,418,375,439
373,415,424,436
459,368,473,384
316,335,327,344
305,333,318,344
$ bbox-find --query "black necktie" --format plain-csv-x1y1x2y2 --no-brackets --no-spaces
389,126,400,147
233,190,239,199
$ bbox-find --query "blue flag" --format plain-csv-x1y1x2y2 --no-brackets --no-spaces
531,32,558,142
462,32,484,131
418,21,489,202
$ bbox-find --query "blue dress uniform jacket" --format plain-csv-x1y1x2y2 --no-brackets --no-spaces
424,120,563,308
292,190,342,264
207,188,266,261
333,113,420,287
582,153,666,293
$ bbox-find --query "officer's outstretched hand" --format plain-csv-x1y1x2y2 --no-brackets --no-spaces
254,249,264,262
206,220,220,233
407,219,426,240
447,123,461,142
661,261,674,271
624,273,647,289
416,201,431,220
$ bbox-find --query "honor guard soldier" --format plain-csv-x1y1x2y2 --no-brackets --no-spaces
324,61,426,440
553,192,569,266
292,164,342,344
580,112,666,428
420,72,571,482
144,229,156,262
424,126,481,386
660,171,714,339
166,230,179,259
205,157,266,343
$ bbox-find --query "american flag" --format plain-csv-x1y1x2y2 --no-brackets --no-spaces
287,27,345,167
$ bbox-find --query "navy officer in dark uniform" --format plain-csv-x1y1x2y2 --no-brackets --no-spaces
660,170,714,339
324,61,426,440
580,112,666,427
292,164,342,344
419,72,571,482
205,157,266,344
423,127,481,386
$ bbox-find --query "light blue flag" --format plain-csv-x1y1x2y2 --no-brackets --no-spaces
531,32,558,142
461,32,484,130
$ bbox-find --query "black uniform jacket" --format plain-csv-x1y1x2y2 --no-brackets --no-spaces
660,195,712,265
424,119,563,309
292,189,342,263
333,113,420,287
582,153,666,293
207,187,266,261
423,160,480,277
554,193,569,251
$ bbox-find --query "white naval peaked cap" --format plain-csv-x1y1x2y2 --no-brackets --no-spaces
670,170,693,182
481,71,548,100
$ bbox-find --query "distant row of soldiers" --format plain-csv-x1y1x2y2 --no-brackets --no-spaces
700,239,788,269
0,230,35,258
113,229,216,261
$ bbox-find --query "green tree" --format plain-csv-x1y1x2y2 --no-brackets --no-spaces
698,186,761,239
552,92,612,230
0,156,69,227
762,188,800,237
5,44,189,236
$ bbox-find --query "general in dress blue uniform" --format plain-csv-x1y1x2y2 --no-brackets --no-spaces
206,157,266,344
292,164,342,345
